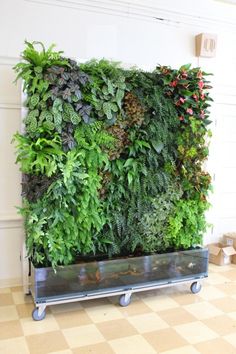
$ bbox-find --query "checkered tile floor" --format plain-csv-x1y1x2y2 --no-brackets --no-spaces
0,263,236,354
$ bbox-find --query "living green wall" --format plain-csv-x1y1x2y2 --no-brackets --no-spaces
13,41,212,268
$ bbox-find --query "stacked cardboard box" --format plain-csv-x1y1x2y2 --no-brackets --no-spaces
208,243,236,266
223,233,236,264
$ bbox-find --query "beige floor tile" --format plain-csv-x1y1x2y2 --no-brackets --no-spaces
159,283,188,296
203,315,236,336
215,282,236,296
170,293,202,306
26,330,69,354
208,264,233,273
160,345,200,354
73,342,114,354
0,336,30,354
54,308,92,329
0,287,11,294
117,299,152,317
12,292,33,305
211,297,236,313
158,307,196,326
0,265,235,354
141,289,161,298
0,305,19,322
198,285,226,300
224,333,236,347
127,312,169,333
142,294,179,311
48,351,73,354
205,273,229,285
16,303,35,318
21,314,60,335
174,321,218,344
81,298,111,309
158,307,197,326
49,302,82,314
183,301,223,320
96,318,138,340
49,351,73,354
109,334,156,354
221,269,236,281
0,320,23,340
10,286,23,292
85,304,123,323
144,328,187,352
0,293,14,306
228,311,236,320
62,324,105,348
195,338,236,354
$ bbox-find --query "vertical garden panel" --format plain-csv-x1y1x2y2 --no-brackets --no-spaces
13,41,212,269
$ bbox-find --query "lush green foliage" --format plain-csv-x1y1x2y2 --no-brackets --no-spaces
13,132,63,176
14,42,212,268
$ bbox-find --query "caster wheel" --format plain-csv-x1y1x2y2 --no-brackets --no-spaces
119,294,131,307
32,308,46,321
190,281,202,294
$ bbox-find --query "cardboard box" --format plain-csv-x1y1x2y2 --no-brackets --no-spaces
223,233,236,248
208,243,236,266
223,233,236,264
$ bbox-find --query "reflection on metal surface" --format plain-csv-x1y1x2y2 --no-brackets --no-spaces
30,248,208,304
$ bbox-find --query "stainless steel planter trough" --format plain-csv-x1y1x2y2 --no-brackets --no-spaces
29,248,208,320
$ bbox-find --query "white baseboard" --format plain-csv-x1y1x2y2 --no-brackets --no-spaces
0,277,22,289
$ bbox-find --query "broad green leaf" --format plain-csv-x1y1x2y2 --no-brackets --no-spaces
107,80,114,95
124,158,134,168
180,63,191,71
116,88,124,109
110,102,118,112
151,140,164,153
30,94,40,108
179,89,193,96
102,85,109,96
127,171,133,185
103,102,112,119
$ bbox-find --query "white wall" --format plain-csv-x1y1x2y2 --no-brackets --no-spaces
1,0,236,286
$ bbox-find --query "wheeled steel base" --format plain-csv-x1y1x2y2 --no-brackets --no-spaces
31,279,202,321
29,248,208,320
